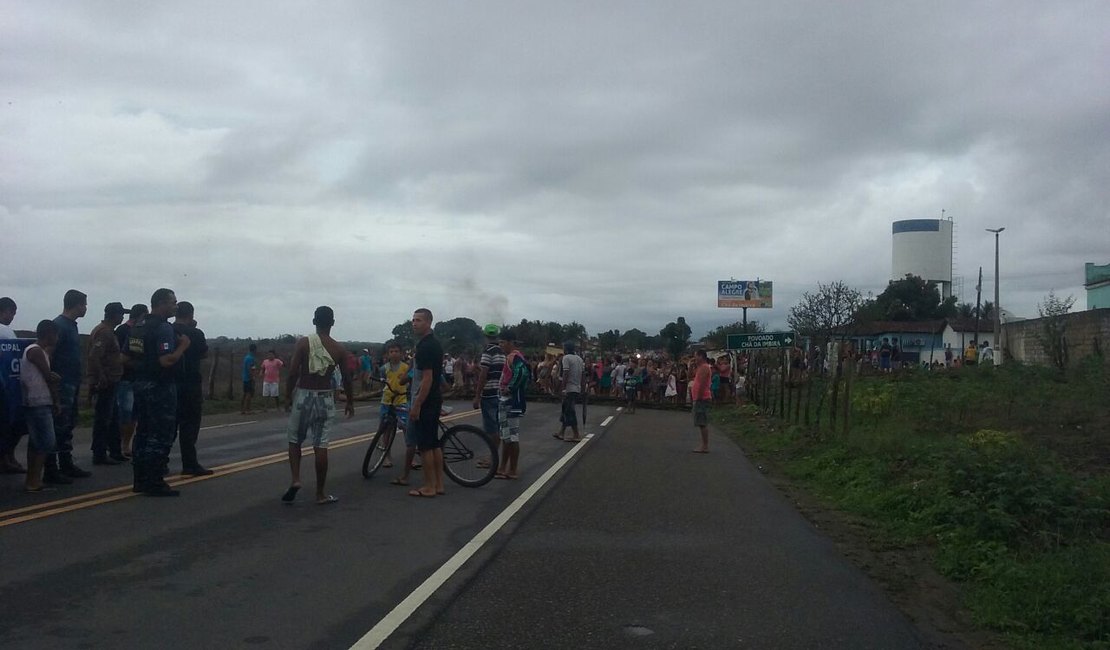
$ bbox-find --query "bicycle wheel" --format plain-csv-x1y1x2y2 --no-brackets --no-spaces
362,418,397,478
440,423,498,488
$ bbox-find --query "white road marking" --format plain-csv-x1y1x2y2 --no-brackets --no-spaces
350,432,597,649
199,420,258,431
600,415,614,427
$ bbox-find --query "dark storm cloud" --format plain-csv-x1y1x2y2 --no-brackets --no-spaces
2,1,1107,339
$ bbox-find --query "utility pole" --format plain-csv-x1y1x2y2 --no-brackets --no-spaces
973,266,983,348
986,227,1005,364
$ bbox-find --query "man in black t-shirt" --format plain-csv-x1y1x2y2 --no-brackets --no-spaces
409,308,444,498
174,301,211,476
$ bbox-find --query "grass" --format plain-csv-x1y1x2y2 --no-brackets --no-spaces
716,359,1110,649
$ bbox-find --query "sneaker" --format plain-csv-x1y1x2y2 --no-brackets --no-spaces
92,456,121,466
61,463,92,478
43,468,73,485
141,484,180,497
182,466,214,476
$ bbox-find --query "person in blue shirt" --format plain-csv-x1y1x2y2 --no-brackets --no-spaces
241,344,258,414
45,289,90,484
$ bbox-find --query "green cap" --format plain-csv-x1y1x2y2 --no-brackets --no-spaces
483,323,501,337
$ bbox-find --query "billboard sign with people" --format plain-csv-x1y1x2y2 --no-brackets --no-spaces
717,280,773,308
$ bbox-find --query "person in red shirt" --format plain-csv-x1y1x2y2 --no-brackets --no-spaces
690,350,713,453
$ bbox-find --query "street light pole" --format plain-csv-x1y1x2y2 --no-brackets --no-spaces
986,227,1005,364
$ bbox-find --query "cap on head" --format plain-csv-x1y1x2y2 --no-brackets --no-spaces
483,323,501,337
313,306,335,327
104,302,130,317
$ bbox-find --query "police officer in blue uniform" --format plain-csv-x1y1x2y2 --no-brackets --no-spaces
128,288,191,496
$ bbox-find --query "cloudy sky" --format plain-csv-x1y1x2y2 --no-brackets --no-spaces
2,1,1107,342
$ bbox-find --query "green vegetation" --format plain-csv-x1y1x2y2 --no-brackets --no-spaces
717,360,1110,649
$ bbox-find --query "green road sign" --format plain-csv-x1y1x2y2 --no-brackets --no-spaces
726,331,797,350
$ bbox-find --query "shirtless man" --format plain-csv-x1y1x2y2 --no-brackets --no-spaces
281,306,354,505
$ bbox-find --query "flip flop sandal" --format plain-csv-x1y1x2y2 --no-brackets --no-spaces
281,485,301,503
316,495,339,505
390,478,409,486
407,489,435,498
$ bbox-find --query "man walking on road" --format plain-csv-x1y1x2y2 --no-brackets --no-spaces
555,341,584,442
282,306,353,505
87,302,128,464
690,350,713,453
46,289,91,484
471,324,504,467
408,308,445,498
174,301,212,476
129,288,191,496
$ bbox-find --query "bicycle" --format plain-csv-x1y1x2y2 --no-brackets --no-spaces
362,402,499,488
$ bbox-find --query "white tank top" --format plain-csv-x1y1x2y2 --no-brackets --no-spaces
21,343,53,407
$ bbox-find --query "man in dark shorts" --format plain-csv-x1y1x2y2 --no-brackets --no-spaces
690,350,713,453
408,308,444,498
556,341,584,442
241,343,258,414
282,306,354,505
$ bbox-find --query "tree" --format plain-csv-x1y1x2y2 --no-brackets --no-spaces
598,329,621,351
659,317,692,357
787,281,863,344
702,320,765,348
620,328,648,350
1036,291,1076,370
390,320,415,350
433,317,484,355
955,301,994,320
857,274,957,321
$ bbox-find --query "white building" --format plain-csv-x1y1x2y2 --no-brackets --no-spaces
892,219,954,298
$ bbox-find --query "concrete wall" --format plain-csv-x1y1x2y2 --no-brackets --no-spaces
1003,308,1110,367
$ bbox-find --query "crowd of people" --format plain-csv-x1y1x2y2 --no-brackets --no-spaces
1,292,732,501
0,290,214,495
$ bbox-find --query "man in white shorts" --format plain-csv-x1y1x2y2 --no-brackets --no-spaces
260,349,284,411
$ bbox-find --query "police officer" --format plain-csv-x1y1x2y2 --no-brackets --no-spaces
128,288,190,496
173,301,212,476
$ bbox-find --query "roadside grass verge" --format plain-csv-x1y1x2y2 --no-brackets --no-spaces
716,360,1110,649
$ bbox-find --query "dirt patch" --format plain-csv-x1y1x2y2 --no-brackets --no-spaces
732,427,1009,650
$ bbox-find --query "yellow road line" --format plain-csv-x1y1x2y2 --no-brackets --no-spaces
0,410,476,528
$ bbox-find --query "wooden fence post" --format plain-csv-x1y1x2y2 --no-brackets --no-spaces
842,346,855,436
207,348,219,400
226,350,236,401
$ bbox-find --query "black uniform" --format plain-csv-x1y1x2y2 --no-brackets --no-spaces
128,315,179,494
174,321,208,472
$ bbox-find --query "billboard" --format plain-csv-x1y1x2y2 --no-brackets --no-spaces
717,280,772,308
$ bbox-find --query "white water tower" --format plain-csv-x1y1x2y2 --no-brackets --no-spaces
892,219,953,298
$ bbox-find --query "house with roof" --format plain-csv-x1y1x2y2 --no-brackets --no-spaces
941,319,996,355
845,320,948,365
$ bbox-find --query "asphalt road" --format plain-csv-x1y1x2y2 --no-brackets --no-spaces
1,401,933,649
0,399,614,649
400,409,929,650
